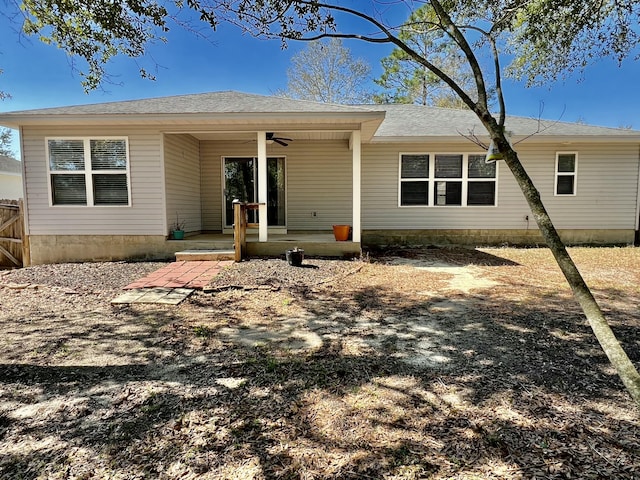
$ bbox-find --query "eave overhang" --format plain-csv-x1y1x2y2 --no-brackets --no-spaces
370,134,640,145
0,111,386,142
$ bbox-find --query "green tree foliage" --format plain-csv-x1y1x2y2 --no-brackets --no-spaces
10,0,640,405
0,68,10,101
280,38,372,103
508,0,640,85
0,70,14,157
0,128,14,157
373,5,471,108
19,0,172,91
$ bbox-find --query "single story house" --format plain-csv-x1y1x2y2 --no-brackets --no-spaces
0,91,639,265
0,155,23,201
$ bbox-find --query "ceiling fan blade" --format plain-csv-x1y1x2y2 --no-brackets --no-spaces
274,138,288,146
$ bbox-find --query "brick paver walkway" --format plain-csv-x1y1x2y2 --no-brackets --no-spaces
124,260,233,290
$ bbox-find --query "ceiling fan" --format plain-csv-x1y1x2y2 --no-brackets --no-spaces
266,132,292,146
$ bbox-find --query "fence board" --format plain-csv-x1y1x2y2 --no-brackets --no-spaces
0,200,24,268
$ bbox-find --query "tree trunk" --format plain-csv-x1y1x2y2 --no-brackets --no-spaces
501,142,640,407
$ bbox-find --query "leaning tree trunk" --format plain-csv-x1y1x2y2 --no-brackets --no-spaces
421,0,639,405
500,142,640,407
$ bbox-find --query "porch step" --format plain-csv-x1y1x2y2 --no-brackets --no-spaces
175,249,235,262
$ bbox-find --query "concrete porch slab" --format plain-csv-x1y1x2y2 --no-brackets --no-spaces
175,249,235,261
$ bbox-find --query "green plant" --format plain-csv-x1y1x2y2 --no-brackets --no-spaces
193,325,211,338
170,212,186,232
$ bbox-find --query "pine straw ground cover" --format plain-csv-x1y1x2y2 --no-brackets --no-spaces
0,247,639,479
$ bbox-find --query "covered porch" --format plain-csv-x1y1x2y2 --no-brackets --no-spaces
162,112,383,260
167,232,361,259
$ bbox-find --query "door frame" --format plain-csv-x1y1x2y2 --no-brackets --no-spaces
221,155,288,234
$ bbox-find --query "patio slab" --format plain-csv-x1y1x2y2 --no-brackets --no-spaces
114,260,233,304
124,260,233,289
111,287,194,305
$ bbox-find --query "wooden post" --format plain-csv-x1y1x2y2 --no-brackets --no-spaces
233,200,243,261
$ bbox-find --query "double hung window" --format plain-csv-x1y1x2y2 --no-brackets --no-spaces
47,138,130,206
399,153,497,207
555,152,577,195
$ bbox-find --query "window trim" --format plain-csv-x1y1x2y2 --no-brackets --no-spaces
46,137,132,207
554,152,578,196
398,153,431,207
398,152,498,207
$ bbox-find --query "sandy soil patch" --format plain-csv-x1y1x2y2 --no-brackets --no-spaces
0,247,639,479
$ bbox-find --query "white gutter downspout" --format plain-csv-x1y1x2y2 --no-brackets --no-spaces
257,131,268,242
635,144,640,235
350,130,362,243
18,126,29,236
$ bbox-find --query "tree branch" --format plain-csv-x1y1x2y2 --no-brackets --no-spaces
489,35,506,127
429,0,489,115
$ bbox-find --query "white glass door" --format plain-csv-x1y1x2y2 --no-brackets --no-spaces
223,157,286,228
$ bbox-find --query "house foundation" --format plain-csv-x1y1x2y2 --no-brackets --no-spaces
27,235,176,265
362,229,635,247
25,228,634,265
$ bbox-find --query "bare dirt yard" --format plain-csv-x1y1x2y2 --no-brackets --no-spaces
0,247,639,479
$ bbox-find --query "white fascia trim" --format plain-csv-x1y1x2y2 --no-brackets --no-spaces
372,135,640,144
1,111,385,125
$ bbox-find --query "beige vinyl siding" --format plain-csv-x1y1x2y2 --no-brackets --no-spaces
362,142,517,229
200,141,223,231
199,139,352,230
362,142,640,230
22,123,638,238
517,143,639,229
21,125,165,235
163,134,201,233
287,140,352,229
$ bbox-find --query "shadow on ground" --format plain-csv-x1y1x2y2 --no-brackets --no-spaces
1,248,639,479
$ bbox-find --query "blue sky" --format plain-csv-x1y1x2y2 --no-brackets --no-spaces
1,7,639,158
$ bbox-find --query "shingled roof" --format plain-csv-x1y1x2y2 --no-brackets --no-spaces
0,155,21,174
372,104,640,140
1,91,379,116
0,91,638,141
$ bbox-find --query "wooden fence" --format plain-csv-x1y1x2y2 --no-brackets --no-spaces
0,200,28,268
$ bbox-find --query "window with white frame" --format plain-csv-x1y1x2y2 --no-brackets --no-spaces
47,138,130,206
555,152,577,195
400,154,430,205
399,153,496,206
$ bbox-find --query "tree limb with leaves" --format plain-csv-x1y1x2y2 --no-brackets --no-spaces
9,0,640,405
278,38,372,103
373,4,472,108
508,0,640,85
16,0,172,91
0,68,14,157
0,128,15,157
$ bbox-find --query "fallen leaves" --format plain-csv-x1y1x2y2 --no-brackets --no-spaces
0,248,639,479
